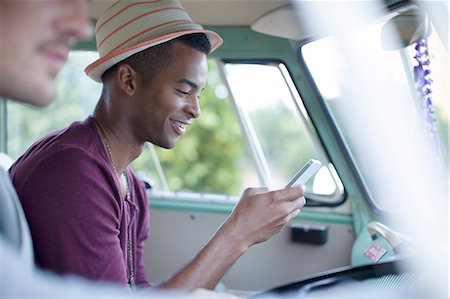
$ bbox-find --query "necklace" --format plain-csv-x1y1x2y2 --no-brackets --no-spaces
93,119,135,289
105,138,130,201
95,120,130,201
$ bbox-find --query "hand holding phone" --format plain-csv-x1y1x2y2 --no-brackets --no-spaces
286,159,322,188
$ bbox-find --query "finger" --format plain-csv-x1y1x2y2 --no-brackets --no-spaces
296,196,306,208
286,196,306,212
272,185,305,202
300,184,306,193
289,208,300,220
242,186,269,197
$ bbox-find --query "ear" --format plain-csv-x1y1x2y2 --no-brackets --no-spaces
115,64,137,96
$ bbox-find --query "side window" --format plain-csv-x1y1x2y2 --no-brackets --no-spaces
221,62,343,203
4,52,344,205
5,54,253,200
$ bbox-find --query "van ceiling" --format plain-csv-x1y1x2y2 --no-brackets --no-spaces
89,0,292,26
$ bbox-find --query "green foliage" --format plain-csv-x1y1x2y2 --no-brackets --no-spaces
250,104,316,179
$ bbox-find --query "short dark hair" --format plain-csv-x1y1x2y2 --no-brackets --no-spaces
102,33,211,85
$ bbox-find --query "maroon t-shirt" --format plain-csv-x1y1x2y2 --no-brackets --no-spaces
9,117,150,288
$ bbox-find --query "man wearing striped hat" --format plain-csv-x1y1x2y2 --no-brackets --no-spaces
10,0,306,292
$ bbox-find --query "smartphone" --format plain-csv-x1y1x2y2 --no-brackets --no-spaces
286,159,322,188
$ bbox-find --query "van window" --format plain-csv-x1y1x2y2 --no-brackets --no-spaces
301,17,448,211
222,62,343,202
5,53,344,204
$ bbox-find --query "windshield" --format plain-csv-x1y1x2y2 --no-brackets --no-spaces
301,9,448,211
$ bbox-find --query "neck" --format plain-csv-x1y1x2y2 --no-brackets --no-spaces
92,108,143,175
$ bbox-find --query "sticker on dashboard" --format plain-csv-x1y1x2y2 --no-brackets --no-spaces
364,243,387,263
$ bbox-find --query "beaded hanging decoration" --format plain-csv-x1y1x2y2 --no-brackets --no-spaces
413,38,442,160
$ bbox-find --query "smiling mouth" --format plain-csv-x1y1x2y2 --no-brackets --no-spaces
174,120,186,130
171,119,190,136
41,50,68,75
39,42,71,73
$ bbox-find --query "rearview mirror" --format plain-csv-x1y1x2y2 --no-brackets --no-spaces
381,8,431,50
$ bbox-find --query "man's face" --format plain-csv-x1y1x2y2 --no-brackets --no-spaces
0,0,91,106
131,41,208,149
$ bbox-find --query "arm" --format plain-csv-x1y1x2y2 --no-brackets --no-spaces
155,185,305,290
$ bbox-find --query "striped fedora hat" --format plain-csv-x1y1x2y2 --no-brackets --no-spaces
85,0,223,82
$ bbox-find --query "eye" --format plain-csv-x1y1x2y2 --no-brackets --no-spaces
176,89,190,95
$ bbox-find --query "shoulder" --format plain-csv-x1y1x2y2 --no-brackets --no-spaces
12,117,100,165
10,119,110,193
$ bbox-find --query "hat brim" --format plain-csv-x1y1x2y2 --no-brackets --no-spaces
85,29,222,83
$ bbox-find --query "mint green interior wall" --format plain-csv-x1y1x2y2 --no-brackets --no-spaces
151,197,352,225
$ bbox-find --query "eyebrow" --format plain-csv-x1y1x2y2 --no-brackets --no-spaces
176,79,198,90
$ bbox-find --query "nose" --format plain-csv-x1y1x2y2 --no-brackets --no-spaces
187,96,201,119
54,0,93,44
